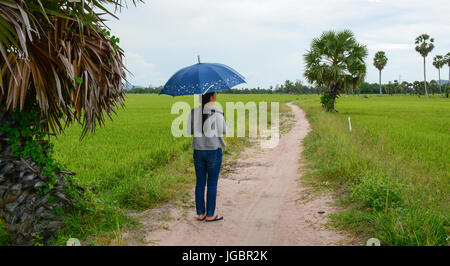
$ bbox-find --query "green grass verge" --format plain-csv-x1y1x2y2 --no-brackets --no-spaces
294,94,449,246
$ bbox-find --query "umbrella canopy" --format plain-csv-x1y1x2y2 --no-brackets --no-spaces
160,61,246,96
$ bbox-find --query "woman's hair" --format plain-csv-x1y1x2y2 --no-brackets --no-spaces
201,92,215,134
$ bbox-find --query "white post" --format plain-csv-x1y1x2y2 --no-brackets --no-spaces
348,117,352,132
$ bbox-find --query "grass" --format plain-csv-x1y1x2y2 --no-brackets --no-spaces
31,93,297,245
294,94,449,246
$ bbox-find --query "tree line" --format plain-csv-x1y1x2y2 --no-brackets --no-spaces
126,79,449,97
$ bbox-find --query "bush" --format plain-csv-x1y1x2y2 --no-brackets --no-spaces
350,176,403,211
320,93,335,111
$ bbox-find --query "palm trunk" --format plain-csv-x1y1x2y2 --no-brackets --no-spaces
379,70,382,96
330,83,339,111
438,69,442,95
0,108,82,245
423,57,429,97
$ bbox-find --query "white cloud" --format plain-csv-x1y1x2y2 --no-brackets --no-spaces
107,0,450,87
123,52,163,87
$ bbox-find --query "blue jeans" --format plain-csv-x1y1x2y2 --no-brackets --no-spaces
193,148,223,217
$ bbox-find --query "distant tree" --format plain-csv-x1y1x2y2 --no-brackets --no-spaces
432,55,445,95
415,34,435,97
304,30,368,111
429,80,439,95
385,81,394,95
373,51,388,96
401,81,410,94
413,81,422,95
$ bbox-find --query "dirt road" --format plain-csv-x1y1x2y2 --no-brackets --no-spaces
123,103,352,246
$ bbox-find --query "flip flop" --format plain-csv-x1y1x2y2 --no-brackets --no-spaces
205,215,224,222
197,216,206,221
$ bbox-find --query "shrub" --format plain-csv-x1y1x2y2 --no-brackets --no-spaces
320,93,335,111
350,176,403,211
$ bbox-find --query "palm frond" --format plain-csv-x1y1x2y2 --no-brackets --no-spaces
0,0,140,137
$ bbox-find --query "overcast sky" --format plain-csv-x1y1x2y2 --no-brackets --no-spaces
107,0,450,88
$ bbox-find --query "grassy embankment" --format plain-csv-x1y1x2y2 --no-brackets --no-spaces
0,94,295,245
294,94,449,246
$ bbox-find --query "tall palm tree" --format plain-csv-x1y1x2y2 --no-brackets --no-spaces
0,0,139,244
415,34,435,98
432,55,445,95
373,51,388,96
445,53,450,86
304,30,368,111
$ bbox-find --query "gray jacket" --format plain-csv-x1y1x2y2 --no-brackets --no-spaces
187,105,227,150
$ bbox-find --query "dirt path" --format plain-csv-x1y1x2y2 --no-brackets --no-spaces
123,103,353,246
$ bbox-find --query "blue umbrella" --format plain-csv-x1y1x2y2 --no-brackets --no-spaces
160,57,246,96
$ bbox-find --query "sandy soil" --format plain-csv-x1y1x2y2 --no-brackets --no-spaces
122,103,355,246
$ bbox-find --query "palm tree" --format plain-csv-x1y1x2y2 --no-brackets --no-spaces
304,30,368,111
445,53,450,86
415,34,435,98
0,0,138,245
373,51,388,96
432,55,445,95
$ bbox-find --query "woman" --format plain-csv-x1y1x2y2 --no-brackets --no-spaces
187,91,226,222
